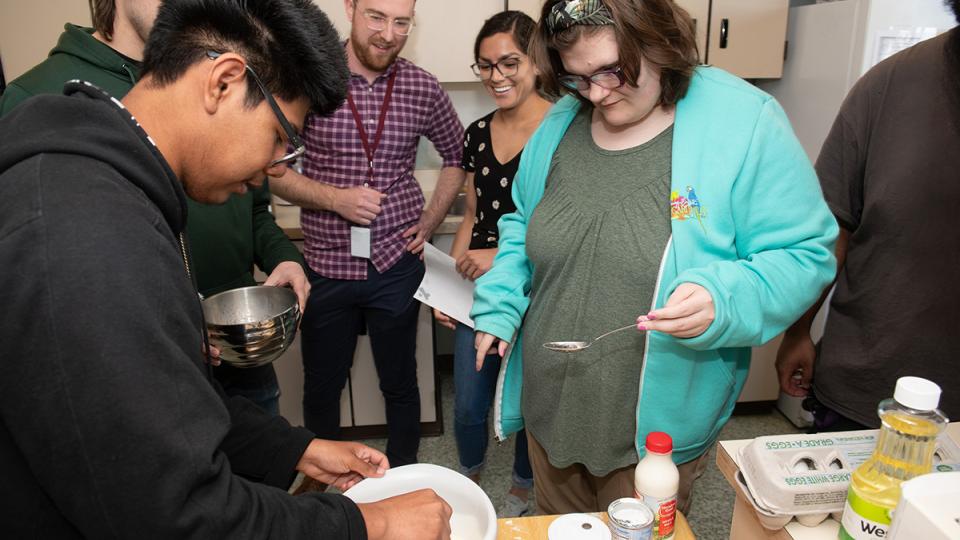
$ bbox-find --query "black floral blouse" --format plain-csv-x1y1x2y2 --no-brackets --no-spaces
460,111,520,250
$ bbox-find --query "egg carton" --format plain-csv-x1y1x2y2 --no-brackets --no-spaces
736,429,960,530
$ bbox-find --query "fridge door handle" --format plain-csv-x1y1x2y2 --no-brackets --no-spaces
720,18,729,49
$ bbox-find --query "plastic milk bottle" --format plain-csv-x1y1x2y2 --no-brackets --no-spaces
634,432,679,540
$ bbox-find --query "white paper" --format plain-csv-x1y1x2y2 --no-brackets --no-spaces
350,226,371,259
413,242,475,328
874,26,939,66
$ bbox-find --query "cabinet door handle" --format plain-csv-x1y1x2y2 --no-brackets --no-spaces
720,18,729,49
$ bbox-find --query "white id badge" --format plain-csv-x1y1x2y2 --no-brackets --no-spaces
350,226,371,259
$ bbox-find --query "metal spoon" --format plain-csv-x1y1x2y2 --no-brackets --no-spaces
542,323,640,352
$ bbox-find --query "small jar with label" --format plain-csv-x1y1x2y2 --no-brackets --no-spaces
633,432,679,540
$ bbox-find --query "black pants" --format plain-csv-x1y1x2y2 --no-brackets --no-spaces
805,389,871,433
300,253,425,466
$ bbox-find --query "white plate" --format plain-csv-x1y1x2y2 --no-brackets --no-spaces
344,463,497,540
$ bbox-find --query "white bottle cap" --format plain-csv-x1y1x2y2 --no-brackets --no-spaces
894,376,942,411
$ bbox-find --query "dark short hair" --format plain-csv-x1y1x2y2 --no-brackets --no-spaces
141,0,349,115
530,0,698,107
89,0,116,39
950,0,960,22
473,10,537,62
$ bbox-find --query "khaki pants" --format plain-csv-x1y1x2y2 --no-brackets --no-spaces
527,431,710,516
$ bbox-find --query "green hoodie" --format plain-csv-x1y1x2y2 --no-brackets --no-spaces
0,24,303,381
0,24,139,113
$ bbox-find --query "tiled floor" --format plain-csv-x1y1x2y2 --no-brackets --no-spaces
348,361,803,539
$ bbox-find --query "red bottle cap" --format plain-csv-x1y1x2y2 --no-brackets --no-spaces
646,432,672,454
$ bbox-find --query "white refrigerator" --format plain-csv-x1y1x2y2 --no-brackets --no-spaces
757,0,957,162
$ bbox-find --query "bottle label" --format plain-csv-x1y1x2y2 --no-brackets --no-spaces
634,490,676,540
838,487,892,540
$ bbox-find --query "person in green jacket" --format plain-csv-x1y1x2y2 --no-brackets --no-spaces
471,0,838,517
0,0,308,416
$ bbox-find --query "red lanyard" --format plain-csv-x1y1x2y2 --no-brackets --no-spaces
346,69,398,184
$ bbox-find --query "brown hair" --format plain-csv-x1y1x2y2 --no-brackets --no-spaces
530,0,698,107
89,0,116,40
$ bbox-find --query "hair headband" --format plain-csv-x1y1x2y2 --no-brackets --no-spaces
545,0,614,34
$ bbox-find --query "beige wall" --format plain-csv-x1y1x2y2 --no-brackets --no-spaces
0,1,92,82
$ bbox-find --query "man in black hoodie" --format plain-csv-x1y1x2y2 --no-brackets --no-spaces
0,0,451,538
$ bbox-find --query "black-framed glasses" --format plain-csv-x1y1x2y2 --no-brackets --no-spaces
558,66,627,92
359,7,415,36
470,57,523,79
206,51,305,168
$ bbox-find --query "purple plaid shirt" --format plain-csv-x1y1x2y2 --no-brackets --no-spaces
300,57,464,280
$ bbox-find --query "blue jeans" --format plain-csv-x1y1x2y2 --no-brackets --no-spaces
453,323,533,489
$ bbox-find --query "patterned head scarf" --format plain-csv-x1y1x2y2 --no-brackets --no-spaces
545,0,614,35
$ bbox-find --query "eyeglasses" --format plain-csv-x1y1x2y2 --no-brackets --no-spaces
470,57,523,79
359,7,415,36
558,67,627,93
206,51,306,168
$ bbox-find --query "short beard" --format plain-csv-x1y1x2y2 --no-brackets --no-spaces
350,28,401,73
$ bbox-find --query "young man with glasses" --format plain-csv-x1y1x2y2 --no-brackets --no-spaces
0,0,316,417
0,0,452,538
269,0,466,470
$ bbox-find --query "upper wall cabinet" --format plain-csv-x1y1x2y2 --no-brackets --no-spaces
317,0,504,82
696,0,789,79
511,0,788,79
675,0,710,64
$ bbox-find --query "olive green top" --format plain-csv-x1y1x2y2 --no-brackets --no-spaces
522,108,673,476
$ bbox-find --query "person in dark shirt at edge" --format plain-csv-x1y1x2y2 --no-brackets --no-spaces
0,0,452,538
775,0,960,432
1,0,308,417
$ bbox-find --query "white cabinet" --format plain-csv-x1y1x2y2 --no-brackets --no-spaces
510,0,788,79
738,336,782,403
700,0,789,79
315,0,505,82
676,0,711,67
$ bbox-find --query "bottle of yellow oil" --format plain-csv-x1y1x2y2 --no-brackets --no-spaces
838,376,948,540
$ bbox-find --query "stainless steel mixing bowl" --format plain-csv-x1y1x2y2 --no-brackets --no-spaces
201,286,300,368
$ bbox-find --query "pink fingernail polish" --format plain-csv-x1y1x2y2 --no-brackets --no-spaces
646,314,658,320
637,324,648,331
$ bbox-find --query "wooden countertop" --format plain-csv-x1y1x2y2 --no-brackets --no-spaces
497,510,695,539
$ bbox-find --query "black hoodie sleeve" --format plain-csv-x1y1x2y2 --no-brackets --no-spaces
216,384,315,488
0,146,367,538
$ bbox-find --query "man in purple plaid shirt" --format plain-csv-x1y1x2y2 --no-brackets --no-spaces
271,0,465,467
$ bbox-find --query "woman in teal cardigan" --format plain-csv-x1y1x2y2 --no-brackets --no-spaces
471,0,838,517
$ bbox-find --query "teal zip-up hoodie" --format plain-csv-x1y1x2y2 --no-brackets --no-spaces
470,67,838,464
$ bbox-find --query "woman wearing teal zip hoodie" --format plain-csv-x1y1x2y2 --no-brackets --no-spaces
471,0,838,517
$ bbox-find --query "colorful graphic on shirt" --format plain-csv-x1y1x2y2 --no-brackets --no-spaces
671,186,707,234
